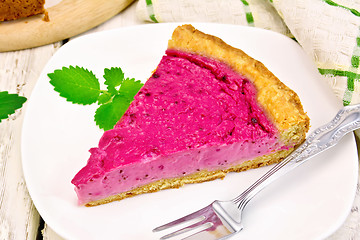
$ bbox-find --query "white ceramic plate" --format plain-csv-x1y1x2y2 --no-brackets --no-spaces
21,23,358,240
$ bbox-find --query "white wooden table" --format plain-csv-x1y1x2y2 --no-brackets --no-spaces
0,2,359,239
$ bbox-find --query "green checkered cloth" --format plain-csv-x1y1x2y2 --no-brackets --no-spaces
136,0,360,107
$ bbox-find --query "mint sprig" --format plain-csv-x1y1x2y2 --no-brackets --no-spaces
0,91,27,123
48,66,143,130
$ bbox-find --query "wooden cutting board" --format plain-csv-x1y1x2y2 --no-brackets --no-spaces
0,0,134,52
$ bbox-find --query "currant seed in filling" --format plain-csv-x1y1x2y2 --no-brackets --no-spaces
71,50,287,205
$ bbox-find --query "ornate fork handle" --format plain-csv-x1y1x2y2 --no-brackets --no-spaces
233,104,360,209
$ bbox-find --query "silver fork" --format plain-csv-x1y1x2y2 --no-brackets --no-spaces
153,104,360,240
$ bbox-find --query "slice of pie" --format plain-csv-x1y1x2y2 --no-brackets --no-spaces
71,24,310,206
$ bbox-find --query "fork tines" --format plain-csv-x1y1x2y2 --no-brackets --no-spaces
153,202,237,240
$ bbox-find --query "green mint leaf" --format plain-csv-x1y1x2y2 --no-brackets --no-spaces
94,95,130,130
97,92,112,105
48,66,100,105
119,78,144,101
0,91,27,122
103,67,124,95
48,65,143,131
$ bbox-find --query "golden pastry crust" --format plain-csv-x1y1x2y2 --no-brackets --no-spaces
168,24,310,146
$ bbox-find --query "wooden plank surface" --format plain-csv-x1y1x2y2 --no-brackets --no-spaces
0,43,61,239
0,1,359,239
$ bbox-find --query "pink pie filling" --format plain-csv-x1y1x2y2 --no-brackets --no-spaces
71,50,286,205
